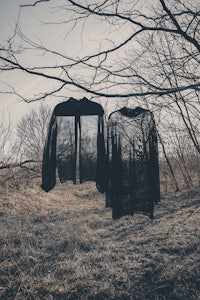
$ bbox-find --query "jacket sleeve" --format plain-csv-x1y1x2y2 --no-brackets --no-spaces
41,114,57,192
149,116,161,204
96,116,107,193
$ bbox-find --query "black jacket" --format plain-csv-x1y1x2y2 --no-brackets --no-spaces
106,107,160,219
41,97,106,192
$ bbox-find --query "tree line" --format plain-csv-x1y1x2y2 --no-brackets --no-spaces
0,102,199,191
0,0,199,190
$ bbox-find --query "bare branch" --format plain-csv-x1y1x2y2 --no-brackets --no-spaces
159,0,200,52
20,0,50,8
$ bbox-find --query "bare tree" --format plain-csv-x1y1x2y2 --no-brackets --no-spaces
0,112,13,169
158,115,200,190
0,112,21,187
16,103,51,174
0,104,51,187
140,28,200,153
0,0,199,101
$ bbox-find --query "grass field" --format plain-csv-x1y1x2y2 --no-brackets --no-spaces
0,182,199,299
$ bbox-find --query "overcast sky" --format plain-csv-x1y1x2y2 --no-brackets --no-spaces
0,0,138,127
0,0,119,123
0,0,86,123
0,0,45,122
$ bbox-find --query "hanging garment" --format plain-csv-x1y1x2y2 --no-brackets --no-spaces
41,97,106,193
106,107,160,219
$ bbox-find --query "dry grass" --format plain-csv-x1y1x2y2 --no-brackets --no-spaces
0,182,199,300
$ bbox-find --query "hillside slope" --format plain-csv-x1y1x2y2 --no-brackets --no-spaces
0,183,199,299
